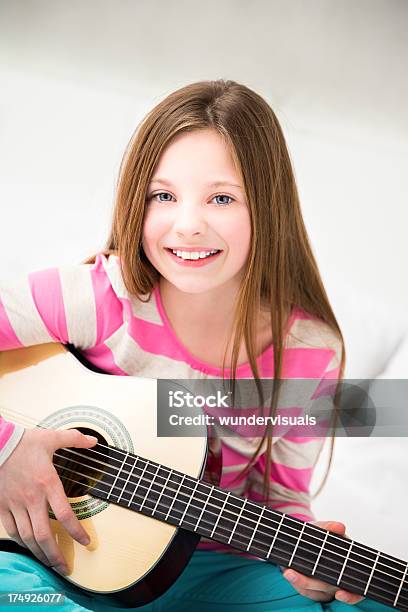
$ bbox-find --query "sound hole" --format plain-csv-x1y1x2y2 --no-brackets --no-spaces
55,427,109,498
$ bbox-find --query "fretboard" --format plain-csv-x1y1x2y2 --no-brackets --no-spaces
56,444,408,611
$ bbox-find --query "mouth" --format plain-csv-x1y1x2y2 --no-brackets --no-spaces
164,247,223,267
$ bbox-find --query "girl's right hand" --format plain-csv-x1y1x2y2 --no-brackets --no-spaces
0,428,98,575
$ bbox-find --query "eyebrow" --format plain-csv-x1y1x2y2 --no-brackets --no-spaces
149,177,243,189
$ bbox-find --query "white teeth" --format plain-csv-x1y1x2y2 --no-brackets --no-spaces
171,249,219,260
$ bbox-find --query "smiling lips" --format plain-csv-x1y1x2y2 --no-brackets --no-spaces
165,247,223,267
166,246,222,251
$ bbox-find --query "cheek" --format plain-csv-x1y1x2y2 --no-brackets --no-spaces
223,212,252,262
142,211,167,251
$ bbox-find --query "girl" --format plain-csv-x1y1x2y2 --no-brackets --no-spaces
0,80,394,611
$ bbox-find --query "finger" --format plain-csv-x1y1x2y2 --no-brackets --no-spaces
296,587,337,603
0,510,26,550
27,498,68,572
52,429,98,452
12,507,51,567
314,520,346,534
46,474,90,546
284,570,364,605
314,520,346,535
335,590,365,604
283,569,337,595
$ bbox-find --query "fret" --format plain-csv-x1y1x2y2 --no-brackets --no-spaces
194,485,214,532
264,513,322,569
117,455,138,505
191,489,243,547
128,459,149,508
314,532,406,607
151,471,185,521
367,551,408,608
227,498,247,544
123,465,192,529
139,463,161,512
364,551,380,596
337,540,353,585
176,481,211,532
394,561,408,608
164,474,186,521
178,479,199,526
342,541,377,593
246,505,265,552
230,498,264,552
279,521,325,578
288,522,306,567
210,491,230,539
266,513,285,559
107,451,128,501
311,530,329,576
152,468,173,516
320,532,368,590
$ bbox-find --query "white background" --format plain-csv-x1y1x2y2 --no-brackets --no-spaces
1,1,407,559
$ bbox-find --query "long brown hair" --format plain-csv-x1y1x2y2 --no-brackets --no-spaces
88,79,345,501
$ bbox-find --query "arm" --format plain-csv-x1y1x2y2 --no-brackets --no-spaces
0,254,121,465
0,267,68,464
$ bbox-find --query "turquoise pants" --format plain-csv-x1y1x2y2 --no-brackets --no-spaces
0,550,395,612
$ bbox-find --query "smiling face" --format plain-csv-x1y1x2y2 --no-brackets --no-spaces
141,128,252,298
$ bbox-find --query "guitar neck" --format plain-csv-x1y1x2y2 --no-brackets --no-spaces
57,444,408,611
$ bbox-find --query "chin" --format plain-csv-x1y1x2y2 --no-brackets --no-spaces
161,274,221,294
170,282,215,295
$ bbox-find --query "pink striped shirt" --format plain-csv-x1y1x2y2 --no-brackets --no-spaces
0,253,341,554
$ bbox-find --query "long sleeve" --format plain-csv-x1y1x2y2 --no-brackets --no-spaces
0,254,122,466
250,337,342,522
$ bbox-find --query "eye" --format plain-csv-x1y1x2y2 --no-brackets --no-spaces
213,194,234,206
149,191,174,203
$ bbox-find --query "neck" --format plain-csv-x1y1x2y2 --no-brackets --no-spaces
159,276,239,331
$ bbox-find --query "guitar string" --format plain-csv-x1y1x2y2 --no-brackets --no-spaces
51,452,403,589
48,442,408,579
53,453,403,593
54,468,408,607
54,476,405,609
3,406,407,578
3,406,406,581
54,446,403,583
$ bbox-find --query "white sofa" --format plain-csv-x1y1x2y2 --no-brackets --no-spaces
311,284,407,559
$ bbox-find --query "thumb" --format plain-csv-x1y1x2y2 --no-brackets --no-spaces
53,428,98,450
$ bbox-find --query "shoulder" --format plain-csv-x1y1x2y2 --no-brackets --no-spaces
92,253,162,325
90,253,143,299
88,252,124,294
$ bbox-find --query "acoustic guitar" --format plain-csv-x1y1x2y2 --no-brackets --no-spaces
0,344,406,610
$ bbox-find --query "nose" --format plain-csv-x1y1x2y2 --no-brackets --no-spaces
172,202,207,238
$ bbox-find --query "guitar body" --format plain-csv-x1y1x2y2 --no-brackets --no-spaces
0,344,222,608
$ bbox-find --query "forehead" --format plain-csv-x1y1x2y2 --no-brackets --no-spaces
150,128,243,186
